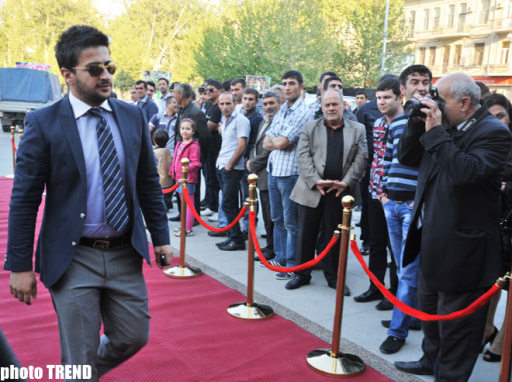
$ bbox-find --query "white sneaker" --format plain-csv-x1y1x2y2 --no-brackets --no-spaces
174,230,194,237
208,213,218,222
201,208,214,216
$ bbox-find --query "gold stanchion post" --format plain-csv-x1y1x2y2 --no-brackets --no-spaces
499,271,512,382
307,195,365,377
163,158,202,278
227,174,274,320
11,126,16,174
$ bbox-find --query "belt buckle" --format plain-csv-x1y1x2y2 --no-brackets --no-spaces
92,240,110,250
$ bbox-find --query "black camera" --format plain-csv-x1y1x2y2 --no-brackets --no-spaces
404,86,445,118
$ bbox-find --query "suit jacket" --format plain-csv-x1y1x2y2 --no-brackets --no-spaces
290,117,368,208
249,118,272,190
398,104,512,292
139,97,159,123
175,100,211,161
5,96,170,288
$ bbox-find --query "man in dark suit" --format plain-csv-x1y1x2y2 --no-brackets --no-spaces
135,79,159,123
394,73,511,381
5,25,172,381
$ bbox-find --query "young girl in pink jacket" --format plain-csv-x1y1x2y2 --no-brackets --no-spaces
170,118,202,236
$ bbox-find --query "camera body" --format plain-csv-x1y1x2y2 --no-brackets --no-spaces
404,86,445,118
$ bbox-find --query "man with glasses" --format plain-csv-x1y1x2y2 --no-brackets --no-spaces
135,80,158,123
5,25,172,380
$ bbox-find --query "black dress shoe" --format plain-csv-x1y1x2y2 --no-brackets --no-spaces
261,233,267,239
327,281,351,296
394,361,433,376
168,215,181,222
376,298,393,311
353,289,383,303
360,244,370,256
285,276,310,290
216,238,232,247
483,349,502,362
218,241,246,251
208,231,228,237
381,320,421,331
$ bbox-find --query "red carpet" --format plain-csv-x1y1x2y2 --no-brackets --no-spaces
0,178,391,381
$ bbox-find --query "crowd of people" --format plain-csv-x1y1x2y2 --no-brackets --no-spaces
3,24,512,382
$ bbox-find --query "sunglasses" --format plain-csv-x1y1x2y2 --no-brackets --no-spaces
71,62,117,77
206,88,217,93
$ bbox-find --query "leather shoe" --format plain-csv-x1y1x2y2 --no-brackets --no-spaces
376,298,393,311
218,241,246,251
394,361,433,376
360,243,370,256
168,215,181,222
216,238,232,247
285,276,310,290
380,336,405,354
327,281,351,296
381,320,421,331
208,231,228,237
353,289,383,303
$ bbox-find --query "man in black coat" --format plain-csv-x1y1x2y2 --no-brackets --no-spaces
394,73,512,381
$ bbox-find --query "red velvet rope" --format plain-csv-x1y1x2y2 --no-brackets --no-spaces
11,139,17,153
251,211,340,272
162,182,180,194
183,188,247,232
350,240,502,321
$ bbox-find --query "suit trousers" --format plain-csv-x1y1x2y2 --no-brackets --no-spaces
295,192,343,284
217,168,244,242
418,272,489,382
49,244,150,382
368,197,397,293
259,189,274,251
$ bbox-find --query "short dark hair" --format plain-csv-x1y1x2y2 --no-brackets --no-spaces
153,129,169,148
222,80,232,91
55,25,110,70
243,88,259,99
165,96,175,104
476,81,491,98
147,81,156,89
319,71,337,83
135,80,147,89
158,77,169,85
170,81,180,90
399,65,432,87
198,85,206,93
377,77,401,97
355,90,367,98
206,79,223,90
231,78,246,88
323,76,343,91
282,70,303,86
191,90,196,100
177,83,193,99
219,91,235,103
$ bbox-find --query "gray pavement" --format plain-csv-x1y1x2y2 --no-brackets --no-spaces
1,129,506,381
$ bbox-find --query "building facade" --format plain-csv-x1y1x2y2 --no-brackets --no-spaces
404,0,512,97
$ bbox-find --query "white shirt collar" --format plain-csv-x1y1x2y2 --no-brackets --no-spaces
69,91,112,120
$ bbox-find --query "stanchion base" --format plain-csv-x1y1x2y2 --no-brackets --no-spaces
227,302,274,320
163,265,202,279
307,349,365,378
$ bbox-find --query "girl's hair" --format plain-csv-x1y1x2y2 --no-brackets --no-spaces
181,118,196,133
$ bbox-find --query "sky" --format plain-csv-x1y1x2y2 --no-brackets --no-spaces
93,0,125,19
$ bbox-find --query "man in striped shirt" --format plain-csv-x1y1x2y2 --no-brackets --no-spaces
376,75,424,354
263,70,311,280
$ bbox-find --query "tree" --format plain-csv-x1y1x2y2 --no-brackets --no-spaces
194,0,335,87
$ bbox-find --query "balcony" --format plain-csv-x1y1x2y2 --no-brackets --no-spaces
492,18,512,33
414,24,471,40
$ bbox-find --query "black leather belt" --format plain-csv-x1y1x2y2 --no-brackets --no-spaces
79,233,131,250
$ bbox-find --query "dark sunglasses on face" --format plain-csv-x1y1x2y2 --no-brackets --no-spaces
206,88,217,93
71,62,117,77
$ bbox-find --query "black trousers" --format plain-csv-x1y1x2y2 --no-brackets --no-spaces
359,166,371,244
368,197,397,293
418,272,489,382
259,189,274,250
218,168,244,242
295,192,343,284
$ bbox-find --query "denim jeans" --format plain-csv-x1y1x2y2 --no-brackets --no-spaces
268,173,298,267
382,199,421,340
218,190,228,228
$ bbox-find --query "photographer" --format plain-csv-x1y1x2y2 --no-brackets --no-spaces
394,73,512,381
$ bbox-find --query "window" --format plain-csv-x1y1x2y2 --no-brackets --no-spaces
443,45,451,67
409,11,416,35
479,0,490,24
433,7,441,29
501,41,510,64
454,44,462,66
458,3,467,32
423,9,430,30
429,47,437,66
473,43,485,66
419,47,426,65
448,5,455,27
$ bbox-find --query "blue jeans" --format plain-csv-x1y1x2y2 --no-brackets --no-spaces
383,199,421,340
268,173,298,267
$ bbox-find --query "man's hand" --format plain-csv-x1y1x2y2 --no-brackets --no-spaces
326,181,348,197
315,180,332,195
246,160,251,172
10,271,37,305
418,97,443,132
154,245,173,268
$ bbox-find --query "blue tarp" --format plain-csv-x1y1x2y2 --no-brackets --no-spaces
0,68,62,103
